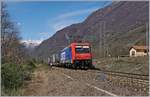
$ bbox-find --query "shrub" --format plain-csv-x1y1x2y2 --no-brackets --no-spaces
21,61,36,80
1,64,24,89
27,61,36,70
1,62,36,89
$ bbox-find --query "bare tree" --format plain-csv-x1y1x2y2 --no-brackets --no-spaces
1,2,27,64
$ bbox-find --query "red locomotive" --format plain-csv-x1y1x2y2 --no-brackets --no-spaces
50,42,93,69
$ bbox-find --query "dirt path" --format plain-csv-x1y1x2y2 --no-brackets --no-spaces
22,66,110,96
23,66,49,96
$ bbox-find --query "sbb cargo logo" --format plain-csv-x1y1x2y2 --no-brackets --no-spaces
61,52,66,63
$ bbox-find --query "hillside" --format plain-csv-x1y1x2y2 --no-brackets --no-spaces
33,1,149,61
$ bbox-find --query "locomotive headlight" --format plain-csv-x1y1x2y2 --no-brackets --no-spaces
76,46,82,48
83,46,89,48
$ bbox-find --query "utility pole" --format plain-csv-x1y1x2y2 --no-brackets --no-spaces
146,23,149,55
99,23,101,58
99,21,106,58
65,33,70,45
103,21,106,58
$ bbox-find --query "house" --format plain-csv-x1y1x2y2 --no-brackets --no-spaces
129,46,148,57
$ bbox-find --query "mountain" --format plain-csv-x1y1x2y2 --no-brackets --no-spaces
33,1,149,61
21,40,42,48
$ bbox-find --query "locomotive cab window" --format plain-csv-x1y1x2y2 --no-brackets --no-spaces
75,45,90,53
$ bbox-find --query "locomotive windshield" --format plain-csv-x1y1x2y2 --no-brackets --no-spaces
75,45,90,53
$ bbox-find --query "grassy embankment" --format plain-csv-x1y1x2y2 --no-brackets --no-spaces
94,56,149,75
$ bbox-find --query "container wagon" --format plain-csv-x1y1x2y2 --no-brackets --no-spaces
50,53,60,66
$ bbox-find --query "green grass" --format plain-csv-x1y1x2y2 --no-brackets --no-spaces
1,86,24,96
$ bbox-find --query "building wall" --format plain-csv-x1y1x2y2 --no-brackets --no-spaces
136,52,147,56
130,48,136,57
129,48,147,57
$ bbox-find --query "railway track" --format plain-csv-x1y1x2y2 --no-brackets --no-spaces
87,69,149,80
53,66,149,96
86,69,149,95
53,65,149,82
59,69,119,96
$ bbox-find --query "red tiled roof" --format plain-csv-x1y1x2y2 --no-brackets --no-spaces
132,46,148,50
130,46,149,51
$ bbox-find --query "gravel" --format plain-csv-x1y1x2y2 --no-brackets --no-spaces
23,66,148,96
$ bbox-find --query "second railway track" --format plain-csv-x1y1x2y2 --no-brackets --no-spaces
87,69,149,95
53,66,149,96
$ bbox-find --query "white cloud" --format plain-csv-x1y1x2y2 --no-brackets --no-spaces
49,7,99,34
39,32,49,35
55,7,99,20
17,22,21,26
53,23,68,31
52,20,80,32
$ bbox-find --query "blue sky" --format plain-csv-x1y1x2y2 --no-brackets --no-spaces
6,1,112,42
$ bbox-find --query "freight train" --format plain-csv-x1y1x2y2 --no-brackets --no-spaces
49,42,93,69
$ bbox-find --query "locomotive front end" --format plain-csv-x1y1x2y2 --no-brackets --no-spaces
73,43,92,68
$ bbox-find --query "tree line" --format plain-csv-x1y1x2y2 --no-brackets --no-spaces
1,2,36,95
